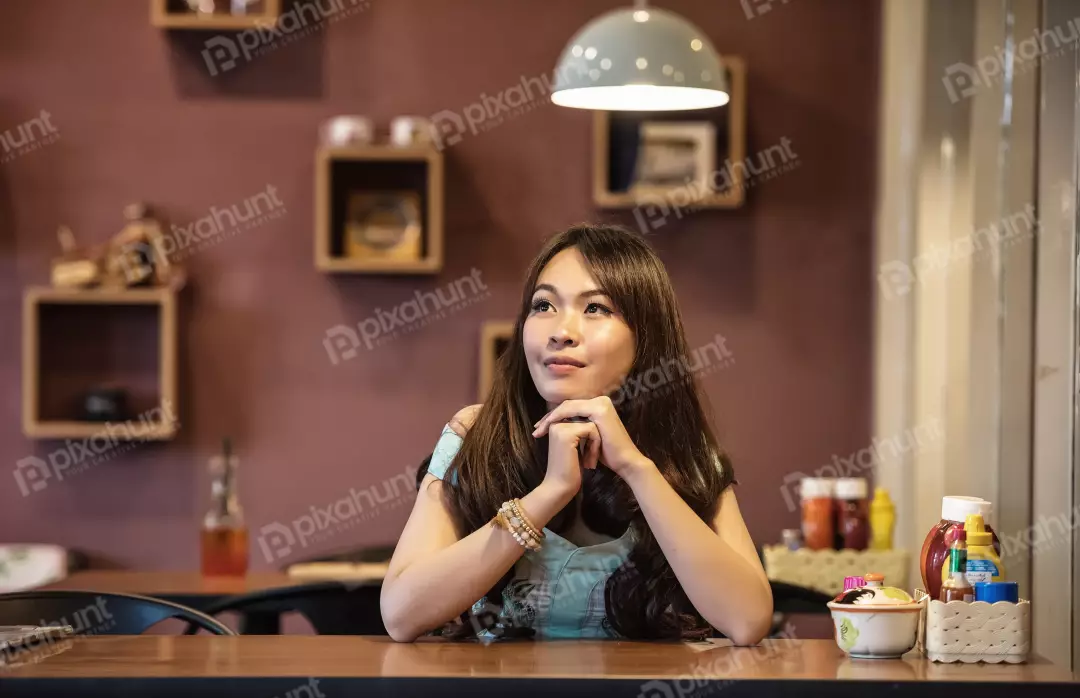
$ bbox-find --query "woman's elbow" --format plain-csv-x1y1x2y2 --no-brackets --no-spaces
385,622,421,643
382,606,423,643
715,589,774,646
726,614,772,646
380,585,422,642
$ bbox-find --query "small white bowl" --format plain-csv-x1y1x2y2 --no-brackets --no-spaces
828,574,924,659
827,602,922,659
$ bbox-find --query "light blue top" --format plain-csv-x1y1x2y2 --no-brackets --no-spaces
427,425,636,640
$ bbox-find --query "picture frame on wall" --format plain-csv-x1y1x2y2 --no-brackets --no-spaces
344,191,423,263
630,122,717,197
479,321,514,401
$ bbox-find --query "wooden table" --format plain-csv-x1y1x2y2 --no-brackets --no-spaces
41,567,388,633
43,565,389,598
0,636,1073,698
42,571,300,600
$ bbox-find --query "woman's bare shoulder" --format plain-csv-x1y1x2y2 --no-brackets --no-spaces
447,404,482,437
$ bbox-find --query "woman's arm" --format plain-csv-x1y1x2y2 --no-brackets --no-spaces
380,409,577,642
625,465,774,645
380,476,574,641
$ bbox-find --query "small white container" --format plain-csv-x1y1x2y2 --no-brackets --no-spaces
828,573,924,659
390,116,434,147
321,116,374,148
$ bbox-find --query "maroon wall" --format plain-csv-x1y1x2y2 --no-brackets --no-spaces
0,0,879,570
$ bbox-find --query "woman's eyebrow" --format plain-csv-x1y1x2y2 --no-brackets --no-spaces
533,283,608,299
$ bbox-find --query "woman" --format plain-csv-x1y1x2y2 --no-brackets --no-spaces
381,224,773,643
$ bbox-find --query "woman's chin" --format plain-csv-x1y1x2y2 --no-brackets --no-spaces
538,383,598,404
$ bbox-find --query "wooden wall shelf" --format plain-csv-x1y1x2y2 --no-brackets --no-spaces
22,287,180,441
478,321,514,401
151,0,282,30
592,56,748,210
315,146,444,274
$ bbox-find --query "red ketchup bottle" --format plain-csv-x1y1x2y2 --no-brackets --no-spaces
920,496,999,600
835,478,869,550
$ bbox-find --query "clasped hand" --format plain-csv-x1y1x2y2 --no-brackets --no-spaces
532,396,654,483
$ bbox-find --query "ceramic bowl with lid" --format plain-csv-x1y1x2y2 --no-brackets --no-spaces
827,572,924,659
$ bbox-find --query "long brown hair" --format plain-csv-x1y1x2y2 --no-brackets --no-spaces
442,224,735,639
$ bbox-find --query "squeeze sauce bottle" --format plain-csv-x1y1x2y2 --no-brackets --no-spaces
962,513,1004,585
869,487,895,551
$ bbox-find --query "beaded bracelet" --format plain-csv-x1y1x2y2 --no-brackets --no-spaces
500,502,540,550
494,500,542,550
497,506,538,550
508,499,544,542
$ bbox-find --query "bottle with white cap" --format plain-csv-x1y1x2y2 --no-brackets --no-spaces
920,496,998,600
800,477,835,550
835,478,869,550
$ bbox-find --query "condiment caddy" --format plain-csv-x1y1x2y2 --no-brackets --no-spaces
917,590,1031,664
916,495,1027,663
763,545,909,596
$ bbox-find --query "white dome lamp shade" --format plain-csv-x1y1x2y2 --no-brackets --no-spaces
550,1,729,111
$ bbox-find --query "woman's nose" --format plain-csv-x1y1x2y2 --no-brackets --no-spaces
549,322,580,346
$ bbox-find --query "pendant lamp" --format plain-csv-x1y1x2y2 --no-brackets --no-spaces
550,0,729,111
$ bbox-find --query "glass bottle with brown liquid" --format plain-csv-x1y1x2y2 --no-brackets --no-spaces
201,438,249,577
939,528,974,602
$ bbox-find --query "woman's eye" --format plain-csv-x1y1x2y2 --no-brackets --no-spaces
532,299,553,313
585,303,613,315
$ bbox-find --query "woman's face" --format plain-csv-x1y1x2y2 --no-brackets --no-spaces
523,247,636,409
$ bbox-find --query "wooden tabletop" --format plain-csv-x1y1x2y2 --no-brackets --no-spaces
40,564,389,597
0,637,1073,698
41,571,297,596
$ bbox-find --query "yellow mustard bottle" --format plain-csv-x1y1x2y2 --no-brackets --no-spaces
869,487,895,550
962,513,1004,585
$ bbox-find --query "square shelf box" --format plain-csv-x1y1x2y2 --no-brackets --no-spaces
478,321,514,400
22,287,179,441
315,146,444,275
151,0,282,30
593,56,747,211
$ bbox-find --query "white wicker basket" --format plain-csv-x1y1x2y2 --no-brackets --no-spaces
762,546,909,596
919,596,1031,664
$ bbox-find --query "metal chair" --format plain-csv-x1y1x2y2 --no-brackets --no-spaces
0,590,234,635
183,580,386,635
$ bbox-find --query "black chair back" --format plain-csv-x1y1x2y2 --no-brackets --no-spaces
770,581,833,613
185,581,385,635
0,590,234,635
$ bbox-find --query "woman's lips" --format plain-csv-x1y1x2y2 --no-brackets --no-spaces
545,363,582,376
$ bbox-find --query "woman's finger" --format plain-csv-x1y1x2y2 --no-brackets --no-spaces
534,399,589,428
585,426,601,470
532,399,598,436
